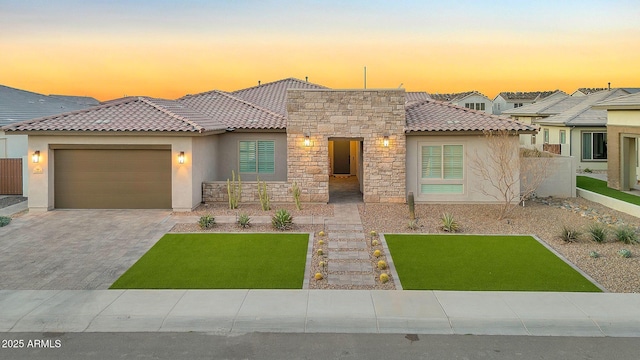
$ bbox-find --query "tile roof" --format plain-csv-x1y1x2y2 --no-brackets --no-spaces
497,90,559,101
405,91,431,105
231,77,328,116
533,89,632,127
178,90,285,129
428,91,480,102
0,85,97,127
593,92,640,109
574,88,607,96
47,95,100,106
3,97,226,133
405,100,536,133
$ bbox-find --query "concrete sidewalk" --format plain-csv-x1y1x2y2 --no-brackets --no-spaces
1,290,639,337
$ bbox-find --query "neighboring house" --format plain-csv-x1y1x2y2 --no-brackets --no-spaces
0,85,99,195
593,92,640,191
572,88,608,97
503,88,635,171
492,90,564,115
2,78,535,211
428,91,492,114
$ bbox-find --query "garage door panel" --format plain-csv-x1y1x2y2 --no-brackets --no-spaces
55,149,171,209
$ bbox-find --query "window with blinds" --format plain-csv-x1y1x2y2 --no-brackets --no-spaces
239,140,275,173
420,144,464,194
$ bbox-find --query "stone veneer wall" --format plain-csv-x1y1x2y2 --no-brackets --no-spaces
203,181,291,203
286,89,406,203
606,125,640,190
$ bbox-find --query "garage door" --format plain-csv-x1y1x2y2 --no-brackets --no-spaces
54,148,171,209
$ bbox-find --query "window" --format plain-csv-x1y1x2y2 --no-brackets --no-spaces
464,103,486,111
581,132,607,161
239,140,275,173
543,129,549,143
514,103,523,108
560,130,566,144
420,144,463,194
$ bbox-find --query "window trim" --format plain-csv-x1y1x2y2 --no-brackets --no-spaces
581,131,607,162
418,142,465,195
559,130,566,144
543,129,549,144
238,140,276,174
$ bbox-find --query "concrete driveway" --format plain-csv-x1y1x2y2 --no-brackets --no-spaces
0,210,176,290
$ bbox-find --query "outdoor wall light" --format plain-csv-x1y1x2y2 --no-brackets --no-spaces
383,135,390,147
178,151,185,164
304,132,311,147
32,150,40,163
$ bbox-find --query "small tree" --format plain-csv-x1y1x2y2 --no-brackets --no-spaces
469,130,555,219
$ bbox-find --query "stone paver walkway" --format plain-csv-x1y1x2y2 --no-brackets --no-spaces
324,204,375,287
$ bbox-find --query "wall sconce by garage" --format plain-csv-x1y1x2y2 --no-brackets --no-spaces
383,134,390,147
304,132,311,147
32,150,40,163
178,151,185,164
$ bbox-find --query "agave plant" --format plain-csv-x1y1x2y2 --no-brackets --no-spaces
440,213,459,232
272,209,293,230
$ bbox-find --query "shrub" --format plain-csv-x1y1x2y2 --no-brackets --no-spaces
371,239,379,246
318,239,324,246
370,230,377,238
257,177,270,211
237,214,251,229
373,250,381,258
407,219,418,230
618,249,631,258
0,216,11,227
318,261,325,267
377,260,387,270
318,230,325,237
587,223,608,243
292,181,302,211
379,273,389,284
583,168,593,173
440,213,459,232
559,226,580,243
314,273,323,280
198,214,215,229
589,251,599,258
317,249,323,256
271,209,293,230
614,225,638,244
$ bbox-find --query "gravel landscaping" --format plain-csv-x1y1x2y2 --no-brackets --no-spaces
172,202,333,218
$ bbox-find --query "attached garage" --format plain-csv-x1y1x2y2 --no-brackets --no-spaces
54,146,172,209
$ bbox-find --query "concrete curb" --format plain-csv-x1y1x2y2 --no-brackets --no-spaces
577,188,640,218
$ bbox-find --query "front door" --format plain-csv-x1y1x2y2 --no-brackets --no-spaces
333,140,350,174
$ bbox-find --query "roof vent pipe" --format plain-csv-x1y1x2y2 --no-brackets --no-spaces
608,82,611,91
305,76,308,82
258,80,261,86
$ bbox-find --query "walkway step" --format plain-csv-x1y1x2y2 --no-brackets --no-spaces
328,261,372,273
328,241,367,250
328,250,369,260
326,224,363,231
328,232,365,240
328,274,375,286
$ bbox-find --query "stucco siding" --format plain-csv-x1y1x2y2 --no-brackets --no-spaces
570,127,608,171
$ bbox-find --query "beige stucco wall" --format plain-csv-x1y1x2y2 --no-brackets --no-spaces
26,134,214,212
605,110,640,189
286,89,406,203
406,134,520,203
606,110,640,126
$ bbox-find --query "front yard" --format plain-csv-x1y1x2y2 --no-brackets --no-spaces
385,234,602,292
110,233,309,289
577,176,640,206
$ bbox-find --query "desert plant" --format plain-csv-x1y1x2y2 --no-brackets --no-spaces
440,213,459,232
271,209,293,230
618,249,631,258
559,226,581,243
379,273,389,284
583,168,593,173
318,261,325,267
317,249,323,256
371,239,379,246
407,191,415,221
377,260,387,270
292,181,302,210
198,214,215,229
589,251,599,258
588,223,608,243
237,214,251,229
407,219,418,230
0,216,11,227
227,170,242,209
257,177,270,211
314,273,324,280
370,230,377,238
318,230,325,237
318,239,324,246
373,249,381,258
614,225,638,244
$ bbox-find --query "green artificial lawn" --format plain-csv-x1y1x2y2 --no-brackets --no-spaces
577,176,640,206
385,234,601,292
110,233,309,289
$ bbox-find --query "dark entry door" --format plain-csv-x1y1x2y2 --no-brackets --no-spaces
333,141,350,174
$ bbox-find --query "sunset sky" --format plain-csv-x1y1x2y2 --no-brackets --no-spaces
2,0,639,101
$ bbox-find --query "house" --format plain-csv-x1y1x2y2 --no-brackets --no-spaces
428,91,492,114
0,85,99,195
593,92,640,191
503,88,635,171
572,88,608,97
2,78,536,211
492,90,564,115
